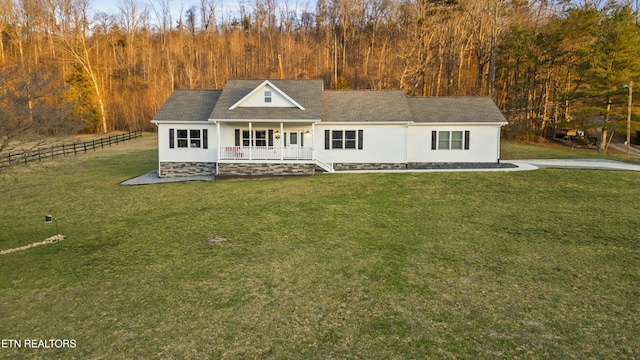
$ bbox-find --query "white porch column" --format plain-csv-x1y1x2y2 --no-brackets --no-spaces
312,123,316,160
280,122,284,161
249,122,252,160
216,122,221,161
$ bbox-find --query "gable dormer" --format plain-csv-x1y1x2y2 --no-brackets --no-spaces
229,80,306,110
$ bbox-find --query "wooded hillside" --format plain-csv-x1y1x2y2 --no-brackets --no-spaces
1,0,639,140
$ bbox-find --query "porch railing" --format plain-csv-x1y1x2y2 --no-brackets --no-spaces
313,148,334,172
219,146,313,160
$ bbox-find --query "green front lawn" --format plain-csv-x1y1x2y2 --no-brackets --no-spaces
0,139,638,358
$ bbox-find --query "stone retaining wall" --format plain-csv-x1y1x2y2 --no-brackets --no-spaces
217,163,316,176
159,162,216,177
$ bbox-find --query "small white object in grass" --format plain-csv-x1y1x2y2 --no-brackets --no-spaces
204,237,227,245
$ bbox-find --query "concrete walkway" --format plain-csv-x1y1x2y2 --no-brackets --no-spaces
120,170,214,186
121,159,640,185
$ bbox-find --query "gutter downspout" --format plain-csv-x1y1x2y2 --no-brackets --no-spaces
404,123,408,168
155,123,160,176
497,126,501,163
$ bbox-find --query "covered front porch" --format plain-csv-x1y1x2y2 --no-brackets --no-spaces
214,120,333,172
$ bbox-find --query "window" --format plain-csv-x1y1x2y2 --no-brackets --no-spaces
170,128,207,149
345,131,356,149
264,90,272,103
242,130,251,146
190,130,201,148
432,130,470,150
177,129,189,148
236,129,274,147
332,130,343,149
451,131,463,150
438,131,450,150
325,130,364,150
255,130,267,146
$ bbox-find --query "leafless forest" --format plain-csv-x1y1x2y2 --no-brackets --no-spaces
1,0,639,141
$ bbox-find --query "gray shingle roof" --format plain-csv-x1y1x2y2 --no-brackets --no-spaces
408,97,507,124
151,81,507,126
209,79,323,120
152,90,221,122
321,90,412,122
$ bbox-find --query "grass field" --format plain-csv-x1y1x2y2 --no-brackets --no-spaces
501,139,640,163
1,135,639,359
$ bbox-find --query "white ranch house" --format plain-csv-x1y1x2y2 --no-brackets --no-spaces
151,79,508,177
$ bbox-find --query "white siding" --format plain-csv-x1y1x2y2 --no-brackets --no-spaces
157,123,218,163
238,85,297,108
156,122,503,165
314,124,407,163
407,124,501,163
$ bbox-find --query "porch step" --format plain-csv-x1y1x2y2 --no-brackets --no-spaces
314,160,334,173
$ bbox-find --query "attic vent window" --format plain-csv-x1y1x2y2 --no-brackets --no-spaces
264,90,272,103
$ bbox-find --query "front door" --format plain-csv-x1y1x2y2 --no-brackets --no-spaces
284,131,304,159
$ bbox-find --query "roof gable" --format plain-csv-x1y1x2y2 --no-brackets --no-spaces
210,79,323,120
229,80,305,110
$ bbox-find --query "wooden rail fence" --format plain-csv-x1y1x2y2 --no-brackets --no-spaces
0,130,142,168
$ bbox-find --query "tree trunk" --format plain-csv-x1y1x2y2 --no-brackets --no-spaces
600,94,612,152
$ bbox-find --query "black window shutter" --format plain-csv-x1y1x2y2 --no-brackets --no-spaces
325,130,330,149
268,130,274,146
203,129,208,149
464,131,470,150
358,130,364,150
234,129,240,146
169,129,175,149
301,132,304,147
431,131,437,150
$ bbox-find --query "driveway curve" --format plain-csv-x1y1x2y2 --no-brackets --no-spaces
510,159,640,172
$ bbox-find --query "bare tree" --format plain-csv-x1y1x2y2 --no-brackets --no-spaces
0,64,73,163
58,0,109,133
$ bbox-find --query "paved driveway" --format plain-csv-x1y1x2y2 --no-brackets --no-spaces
510,159,640,172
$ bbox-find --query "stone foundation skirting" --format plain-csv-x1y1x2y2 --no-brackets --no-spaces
408,162,505,170
217,162,316,176
159,162,216,178
333,163,408,171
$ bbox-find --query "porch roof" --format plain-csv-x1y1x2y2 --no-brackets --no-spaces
209,79,323,121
